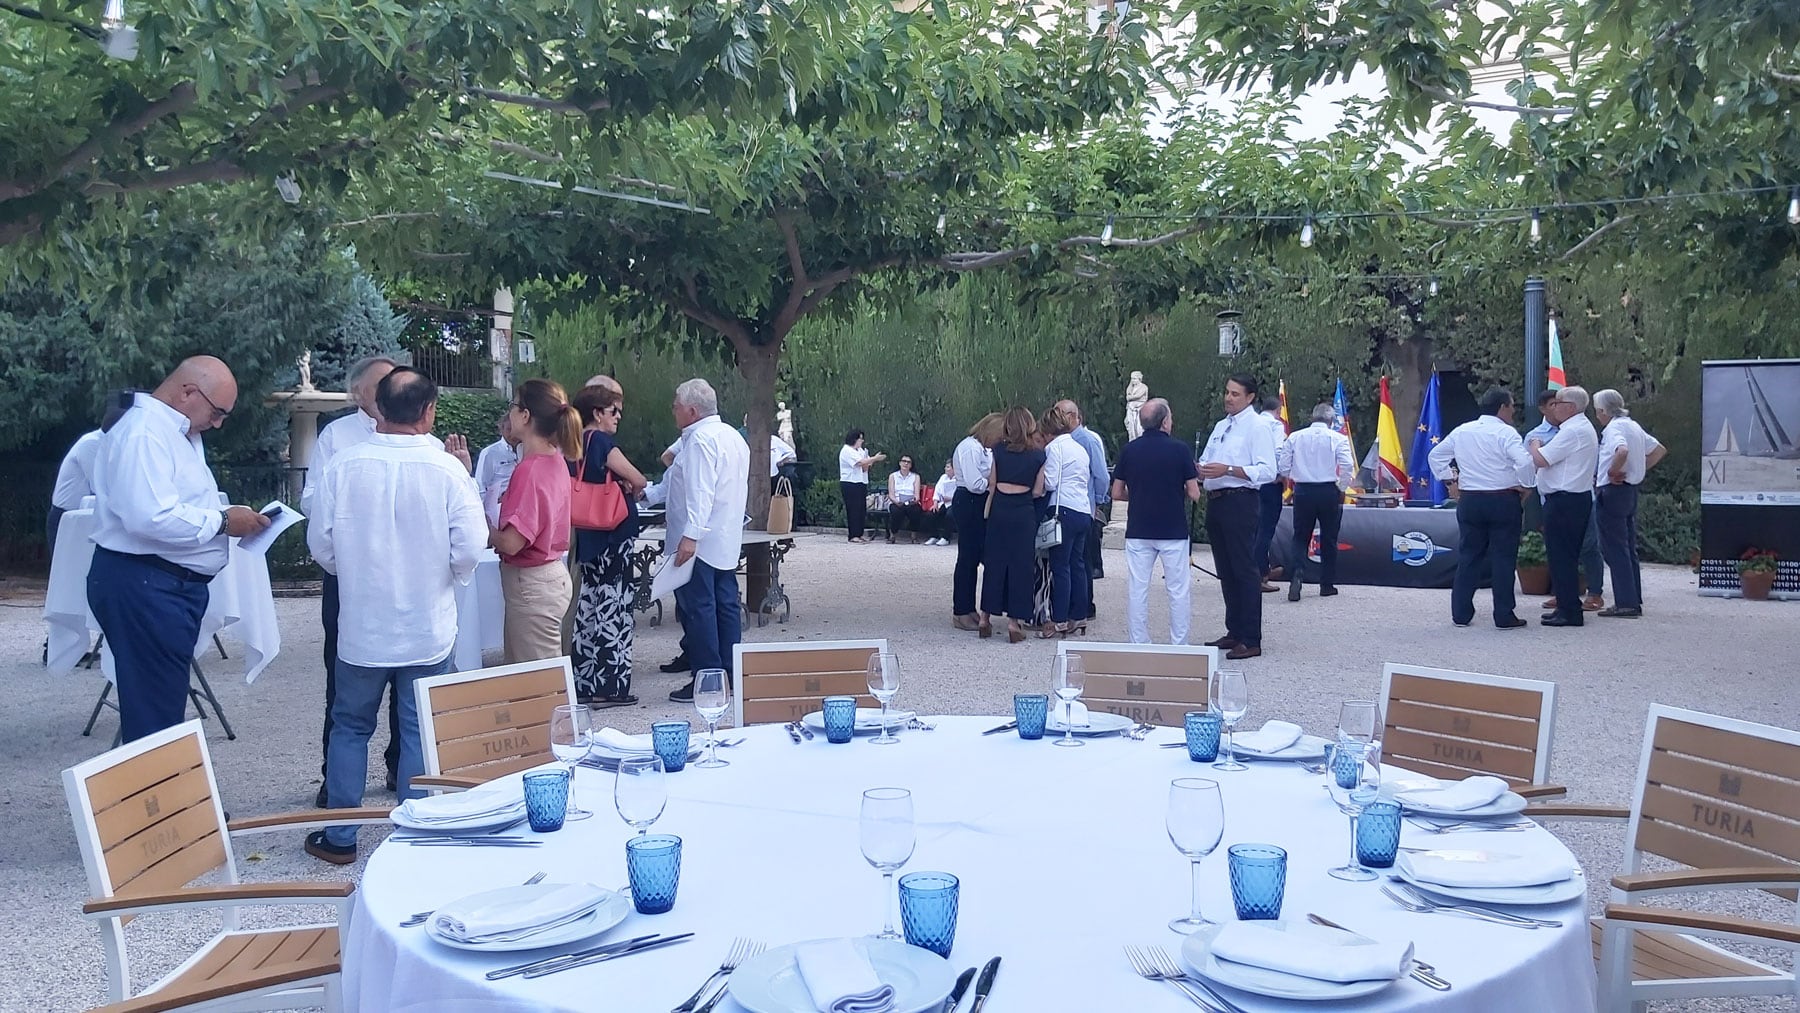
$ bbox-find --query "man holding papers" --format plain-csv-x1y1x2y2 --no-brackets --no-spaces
662,379,750,703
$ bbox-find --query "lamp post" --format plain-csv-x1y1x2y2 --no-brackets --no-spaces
1216,310,1243,357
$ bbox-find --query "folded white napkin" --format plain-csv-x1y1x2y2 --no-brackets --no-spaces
795,939,896,1013
433,883,608,943
1232,720,1304,754
591,727,655,753
1399,850,1575,889
1211,920,1413,983
1396,775,1511,812
1054,701,1090,728
393,783,525,824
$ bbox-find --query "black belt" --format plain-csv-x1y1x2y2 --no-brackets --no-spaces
1461,489,1517,497
1205,487,1256,501
96,546,215,584
1294,481,1339,489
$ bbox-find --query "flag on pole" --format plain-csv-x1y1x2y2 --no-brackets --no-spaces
1547,318,1566,391
1331,378,1354,448
1369,376,1409,492
1407,371,1447,505
1277,379,1291,434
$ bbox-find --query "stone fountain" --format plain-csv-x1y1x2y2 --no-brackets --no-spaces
262,351,349,500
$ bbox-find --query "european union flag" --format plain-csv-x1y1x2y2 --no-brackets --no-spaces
1408,371,1447,505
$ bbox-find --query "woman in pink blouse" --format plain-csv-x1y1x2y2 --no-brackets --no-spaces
491,378,582,662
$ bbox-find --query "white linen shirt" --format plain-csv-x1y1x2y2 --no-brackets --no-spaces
52,430,104,510
932,473,956,509
952,436,991,495
1259,408,1288,447
838,445,870,484
1535,412,1598,494
301,409,376,508
1596,417,1658,486
306,433,486,668
1199,407,1278,491
769,435,797,478
1044,434,1094,513
667,414,751,570
474,438,519,498
1428,414,1533,492
1278,423,1356,487
90,393,228,574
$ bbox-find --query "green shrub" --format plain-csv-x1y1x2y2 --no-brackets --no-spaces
1517,530,1548,567
800,477,846,527
434,391,508,445
1636,488,1699,566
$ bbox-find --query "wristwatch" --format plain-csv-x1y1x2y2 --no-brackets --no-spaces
219,508,231,533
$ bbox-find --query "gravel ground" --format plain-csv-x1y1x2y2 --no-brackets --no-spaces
1,531,1793,1012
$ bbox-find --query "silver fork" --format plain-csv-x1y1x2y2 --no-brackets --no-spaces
1407,817,1531,833
1381,885,1557,928
1123,945,1218,1010
402,870,546,926
671,937,763,1012
1128,723,1155,741
1145,946,1250,1013
783,723,803,744
1388,880,1563,927
906,717,937,731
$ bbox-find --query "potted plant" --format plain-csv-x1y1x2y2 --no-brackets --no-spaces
1516,531,1551,596
1737,549,1779,601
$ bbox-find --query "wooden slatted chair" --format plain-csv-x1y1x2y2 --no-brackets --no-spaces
1057,642,1220,727
63,721,389,1012
412,657,578,792
1532,704,1800,1009
732,640,888,727
1378,663,1566,799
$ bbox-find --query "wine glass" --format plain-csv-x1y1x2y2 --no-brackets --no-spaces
867,652,901,746
1166,778,1225,933
693,668,730,768
1210,670,1249,771
1337,699,1379,744
614,755,667,835
548,704,595,820
1326,738,1382,882
1053,654,1086,748
860,788,916,940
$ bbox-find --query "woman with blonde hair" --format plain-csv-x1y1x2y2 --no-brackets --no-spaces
980,406,1046,642
950,412,1003,630
569,383,648,705
491,378,581,662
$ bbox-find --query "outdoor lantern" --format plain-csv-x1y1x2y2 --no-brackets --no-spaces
1216,310,1243,357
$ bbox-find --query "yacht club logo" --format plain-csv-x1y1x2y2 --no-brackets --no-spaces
1392,531,1451,567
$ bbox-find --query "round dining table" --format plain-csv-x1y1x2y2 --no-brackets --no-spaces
343,717,1597,1012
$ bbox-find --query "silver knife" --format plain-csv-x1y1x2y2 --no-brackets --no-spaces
784,723,803,743
981,722,1017,736
968,956,1000,1012
796,721,816,740
485,933,659,979
522,932,696,977
943,967,978,1012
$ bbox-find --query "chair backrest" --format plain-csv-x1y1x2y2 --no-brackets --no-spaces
1379,664,1557,787
415,658,578,781
733,640,888,726
63,721,237,998
1622,704,1800,885
1058,642,1220,726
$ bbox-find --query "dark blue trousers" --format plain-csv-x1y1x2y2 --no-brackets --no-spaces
951,489,987,616
1543,491,1592,623
1204,489,1262,646
1048,508,1093,624
1253,482,1284,576
674,559,742,676
1452,492,1523,626
87,548,208,743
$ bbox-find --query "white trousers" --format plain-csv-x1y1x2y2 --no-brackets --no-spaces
1125,538,1192,644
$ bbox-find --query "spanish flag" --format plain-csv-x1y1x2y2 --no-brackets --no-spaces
1375,376,1408,491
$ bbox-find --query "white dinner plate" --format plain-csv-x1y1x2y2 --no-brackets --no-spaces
801,709,916,735
1045,711,1137,736
424,884,630,952
1234,733,1332,761
729,937,958,1013
1392,790,1530,819
1180,923,1398,1001
389,803,527,833
1395,852,1587,905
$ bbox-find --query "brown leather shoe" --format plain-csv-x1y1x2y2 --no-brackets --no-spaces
1582,594,1604,612
1260,582,1280,593
952,613,981,632
1226,644,1263,660
1540,597,1557,610
1204,636,1239,649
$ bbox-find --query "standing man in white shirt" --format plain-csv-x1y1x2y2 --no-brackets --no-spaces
950,413,999,630
474,411,521,522
48,396,131,554
304,367,486,864
1058,400,1111,616
664,379,751,702
1592,389,1666,620
87,357,272,742
1198,374,1278,660
1277,403,1356,601
1530,385,1600,627
769,432,798,480
1252,393,1290,592
1429,387,1534,629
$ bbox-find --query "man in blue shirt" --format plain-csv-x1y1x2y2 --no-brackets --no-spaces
1059,399,1110,619
1111,398,1202,644
1527,389,1605,612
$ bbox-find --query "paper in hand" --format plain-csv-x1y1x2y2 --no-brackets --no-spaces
238,500,303,555
649,555,694,600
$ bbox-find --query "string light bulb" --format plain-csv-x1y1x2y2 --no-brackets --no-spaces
1429,278,1439,297
1788,187,1800,225
1299,214,1315,248
1530,208,1542,244
935,211,946,236
1100,214,1115,247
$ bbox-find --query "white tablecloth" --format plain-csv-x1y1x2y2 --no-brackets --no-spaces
43,508,281,683
345,718,1597,1012
451,551,505,672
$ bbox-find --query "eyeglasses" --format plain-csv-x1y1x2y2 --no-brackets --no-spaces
188,385,231,422
604,405,623,417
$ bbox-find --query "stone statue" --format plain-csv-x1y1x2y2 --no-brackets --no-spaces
296,350,315,391
776,400,795,447
1123,371,1149,440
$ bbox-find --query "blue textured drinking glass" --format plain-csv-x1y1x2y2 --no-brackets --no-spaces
1356,801,1402,868
652,721,691,773
1014,694,1049,740
1330,740,1363,789
1185,712,1221,762
1228,844,1288,920
625,834,682,914
898,871,960,958
822,696,858,744
523,770,570,833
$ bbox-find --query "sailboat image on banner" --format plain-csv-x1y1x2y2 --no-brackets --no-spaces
1707,420,1742,456
1743,366,1800,459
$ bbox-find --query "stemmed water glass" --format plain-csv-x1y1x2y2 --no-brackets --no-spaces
614,755,667,835
867,652,901,746
1166,778,1226,933
548,704,595,821
1053,654,1087,748
693,668,731,768
1327,699,1383,881
860,787,916,940
1210,670,1249,771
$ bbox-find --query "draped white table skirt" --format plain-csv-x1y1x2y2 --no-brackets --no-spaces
345,717,1597,1012
451,552,505,672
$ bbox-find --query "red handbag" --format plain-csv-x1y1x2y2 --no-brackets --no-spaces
570,434,629,532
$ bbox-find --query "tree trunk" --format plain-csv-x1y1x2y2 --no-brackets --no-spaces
736,339,782,526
